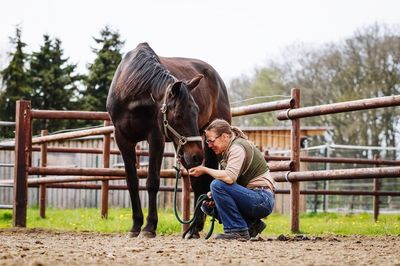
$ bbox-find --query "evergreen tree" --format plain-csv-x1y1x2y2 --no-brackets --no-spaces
29,35,81,133
0,26,31,138
82,26,124,111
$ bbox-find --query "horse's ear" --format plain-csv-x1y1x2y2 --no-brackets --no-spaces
187,74,204,92
169,81,182,98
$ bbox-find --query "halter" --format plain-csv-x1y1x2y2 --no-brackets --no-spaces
160,83,203,161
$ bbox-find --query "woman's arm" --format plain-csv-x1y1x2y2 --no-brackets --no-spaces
188,145,246,184
188,166,234,184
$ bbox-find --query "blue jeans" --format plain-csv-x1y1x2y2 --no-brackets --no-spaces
209,179,274,233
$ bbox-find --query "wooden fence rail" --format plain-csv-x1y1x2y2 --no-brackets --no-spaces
277,95,400,120
271,166,400,182
265,155,400,166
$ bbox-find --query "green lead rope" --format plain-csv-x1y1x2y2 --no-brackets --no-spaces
173,166,216,239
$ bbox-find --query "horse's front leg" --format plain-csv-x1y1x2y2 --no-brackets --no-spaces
140,132,164,238
186,144,217,239
114,130,143,237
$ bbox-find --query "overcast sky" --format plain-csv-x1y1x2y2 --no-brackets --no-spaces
1,0,400,82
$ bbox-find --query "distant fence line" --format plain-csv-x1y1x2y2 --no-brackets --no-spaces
0,121,16,127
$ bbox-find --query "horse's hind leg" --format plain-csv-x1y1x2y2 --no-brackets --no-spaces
114,129,143,237
140,131,164,238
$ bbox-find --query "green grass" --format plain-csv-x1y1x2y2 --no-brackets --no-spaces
1,207,399,236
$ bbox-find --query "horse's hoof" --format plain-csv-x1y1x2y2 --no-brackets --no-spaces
184,232,200,240
127,231,140,238
139,230,156,238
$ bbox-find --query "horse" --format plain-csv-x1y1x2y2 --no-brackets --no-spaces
106,42,231,238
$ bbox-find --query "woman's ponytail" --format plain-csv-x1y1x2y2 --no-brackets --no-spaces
231,126,248,139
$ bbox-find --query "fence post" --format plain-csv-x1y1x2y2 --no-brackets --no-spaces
13,100,32,227
290,88,301,233
39,130,48,218
135,145,141,168
101,120,111,219
323,142,332,212
182,171,190,232
373,154,380,222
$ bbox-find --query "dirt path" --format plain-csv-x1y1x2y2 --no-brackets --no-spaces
1,228,399,265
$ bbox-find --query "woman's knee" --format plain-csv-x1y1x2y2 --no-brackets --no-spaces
210,179,227,193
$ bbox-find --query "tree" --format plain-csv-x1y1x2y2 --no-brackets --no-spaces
29,35,82,133
82,26,124,111
0,26,31,138
228,74,252,126
274,24,400,155
229,68,290,127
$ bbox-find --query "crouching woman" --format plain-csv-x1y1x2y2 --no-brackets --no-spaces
189,119,275,240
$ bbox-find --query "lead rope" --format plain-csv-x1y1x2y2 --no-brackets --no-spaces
173,160,216,239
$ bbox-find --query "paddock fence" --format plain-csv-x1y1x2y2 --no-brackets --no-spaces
5,97,296,229
2,89,400,233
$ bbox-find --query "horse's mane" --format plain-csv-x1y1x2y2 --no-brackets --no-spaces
115,43,177,100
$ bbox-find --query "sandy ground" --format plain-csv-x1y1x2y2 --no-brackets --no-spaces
0,228,399,265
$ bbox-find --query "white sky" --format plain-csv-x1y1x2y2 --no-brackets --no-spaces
1,0,400,82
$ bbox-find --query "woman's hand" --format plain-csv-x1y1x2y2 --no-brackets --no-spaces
207,191,212,198
188,166,207,177
203,191,215,208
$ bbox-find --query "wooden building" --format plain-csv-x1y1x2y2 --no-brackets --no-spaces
242,126,327,151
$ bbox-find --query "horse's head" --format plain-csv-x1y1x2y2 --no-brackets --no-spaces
161,74,204,169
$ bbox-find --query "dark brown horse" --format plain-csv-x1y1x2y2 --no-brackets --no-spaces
107,43,231,238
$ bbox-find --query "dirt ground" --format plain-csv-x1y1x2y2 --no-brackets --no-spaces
0,228,399,266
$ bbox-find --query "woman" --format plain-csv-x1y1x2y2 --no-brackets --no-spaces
189,119,275,240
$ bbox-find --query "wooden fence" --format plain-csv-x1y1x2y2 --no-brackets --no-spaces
7,98,295,229
3,89,400,232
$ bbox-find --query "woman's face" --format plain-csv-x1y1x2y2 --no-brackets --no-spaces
205,130,230,155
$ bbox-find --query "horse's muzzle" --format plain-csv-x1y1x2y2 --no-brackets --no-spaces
182,145,204,168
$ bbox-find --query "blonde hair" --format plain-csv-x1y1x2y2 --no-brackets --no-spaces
205,119,247,139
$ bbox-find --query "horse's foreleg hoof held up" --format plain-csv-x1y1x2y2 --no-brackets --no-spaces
139,230,156,238
127,231,141,238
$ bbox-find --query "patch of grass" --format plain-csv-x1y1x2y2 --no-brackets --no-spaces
0,211,12,222
0,208,399,236
286,212,400,235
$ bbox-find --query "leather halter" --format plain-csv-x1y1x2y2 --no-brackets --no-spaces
160,83,203,159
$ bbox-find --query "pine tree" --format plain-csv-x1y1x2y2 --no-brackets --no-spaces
29,35,82,133
0,26,31,138
82,26,124,111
